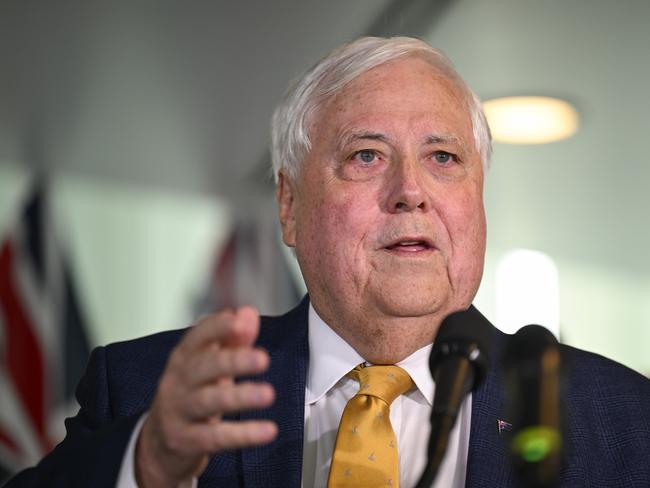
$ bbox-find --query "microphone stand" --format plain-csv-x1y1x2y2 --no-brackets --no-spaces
414,306,492,488
414,348,476,488
504,324,564,488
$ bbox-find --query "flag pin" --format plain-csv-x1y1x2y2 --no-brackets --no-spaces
497,419,512,434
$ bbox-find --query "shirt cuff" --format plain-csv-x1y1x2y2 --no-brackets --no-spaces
115,412,197,488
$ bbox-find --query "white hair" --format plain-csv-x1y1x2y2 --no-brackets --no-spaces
270,36,492,181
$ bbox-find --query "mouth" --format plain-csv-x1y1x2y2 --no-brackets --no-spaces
383,236,435,253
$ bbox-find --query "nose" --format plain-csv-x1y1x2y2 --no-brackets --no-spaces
385,157,430,213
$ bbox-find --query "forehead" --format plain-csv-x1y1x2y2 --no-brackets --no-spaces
312,56,474,146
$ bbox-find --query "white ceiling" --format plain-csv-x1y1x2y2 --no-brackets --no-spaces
2,0,649,288
1,0,395,196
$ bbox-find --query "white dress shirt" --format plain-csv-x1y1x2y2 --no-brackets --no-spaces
302,304,471,488
117,303,472,487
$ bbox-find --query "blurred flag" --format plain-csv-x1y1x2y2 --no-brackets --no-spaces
196,214,304,317
0,179,91,475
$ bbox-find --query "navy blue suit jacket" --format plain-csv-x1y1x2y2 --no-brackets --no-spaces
7,297,650,487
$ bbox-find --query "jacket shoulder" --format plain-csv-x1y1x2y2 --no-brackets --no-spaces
560,345,650,484
74,328,187,424
562,344,650,400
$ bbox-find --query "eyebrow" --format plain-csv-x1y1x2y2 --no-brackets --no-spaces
336,131,392,152
424,134,462,145
335,130,467,153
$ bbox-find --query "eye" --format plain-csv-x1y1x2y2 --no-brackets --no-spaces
353,149,378,165
340,148,387,181
433,151,455,164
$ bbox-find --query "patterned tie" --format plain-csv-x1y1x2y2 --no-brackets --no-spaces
327,364,414,488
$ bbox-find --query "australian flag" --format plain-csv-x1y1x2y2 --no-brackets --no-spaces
0,178,91,481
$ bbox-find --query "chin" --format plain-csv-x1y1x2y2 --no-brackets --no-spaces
376,291,448,318
354,303,441,364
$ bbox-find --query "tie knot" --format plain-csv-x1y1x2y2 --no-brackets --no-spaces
351,365,414,405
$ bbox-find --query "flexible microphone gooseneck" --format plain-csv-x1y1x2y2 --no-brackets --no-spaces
415,306,492,488
504,324,564,488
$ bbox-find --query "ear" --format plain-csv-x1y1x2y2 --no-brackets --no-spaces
276,170,297,247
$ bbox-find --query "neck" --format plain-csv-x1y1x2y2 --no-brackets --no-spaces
314,303,444,364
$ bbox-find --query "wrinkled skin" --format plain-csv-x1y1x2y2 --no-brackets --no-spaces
277,56,486,364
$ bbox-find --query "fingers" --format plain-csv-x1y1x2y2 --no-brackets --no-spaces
184,344,270,387
181,305,260,353
173,307,269,388
186,381,275,420
136,305,276,486
182,420,278,454
209,419,278,451
221,306,261,347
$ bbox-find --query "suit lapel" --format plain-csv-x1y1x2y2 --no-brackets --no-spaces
240,297,310,488
465,308,515,487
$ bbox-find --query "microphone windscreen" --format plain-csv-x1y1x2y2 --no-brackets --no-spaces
430,306,493,387
504,324,558,366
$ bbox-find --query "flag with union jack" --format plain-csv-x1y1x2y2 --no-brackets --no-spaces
195,213,304,318
0,178,91,479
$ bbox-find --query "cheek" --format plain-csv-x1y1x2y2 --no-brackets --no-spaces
442,188,486,268
317,199,372,255
296,189,376,275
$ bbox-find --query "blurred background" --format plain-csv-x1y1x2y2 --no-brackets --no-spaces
1,0,649,478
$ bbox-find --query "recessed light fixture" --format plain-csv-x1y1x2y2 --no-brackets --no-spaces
483,96,579,144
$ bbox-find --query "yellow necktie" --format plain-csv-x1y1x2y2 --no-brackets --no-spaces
327,364,414,488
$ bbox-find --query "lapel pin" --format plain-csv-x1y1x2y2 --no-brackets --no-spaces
497,419,513,434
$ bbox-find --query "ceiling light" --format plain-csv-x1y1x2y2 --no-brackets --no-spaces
483,96,579,144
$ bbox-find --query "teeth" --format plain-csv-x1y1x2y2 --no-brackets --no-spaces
400,241,421,246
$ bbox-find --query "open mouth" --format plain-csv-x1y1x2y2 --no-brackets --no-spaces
384,238,434,253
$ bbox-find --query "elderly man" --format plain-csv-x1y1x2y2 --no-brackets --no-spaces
7,37,650,488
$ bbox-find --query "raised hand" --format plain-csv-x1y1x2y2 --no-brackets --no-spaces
135,306,277,487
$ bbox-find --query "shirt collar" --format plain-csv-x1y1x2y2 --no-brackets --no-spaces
396,341,434,406
305,302,434,406
306,303,364,404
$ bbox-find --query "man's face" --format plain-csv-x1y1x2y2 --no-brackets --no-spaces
277,56,486,362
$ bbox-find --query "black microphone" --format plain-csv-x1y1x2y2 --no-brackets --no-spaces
415,306,492,488
504,324,564,488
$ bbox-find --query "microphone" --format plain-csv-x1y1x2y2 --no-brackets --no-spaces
415,306,492,488
504,325,564,488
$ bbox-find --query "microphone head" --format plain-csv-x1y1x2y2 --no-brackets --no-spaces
504,324,559,367
429,306,493,389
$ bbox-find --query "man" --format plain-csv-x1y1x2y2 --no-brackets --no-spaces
7,37,650,488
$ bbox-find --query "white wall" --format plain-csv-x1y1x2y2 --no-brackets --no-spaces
475,247,650,375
